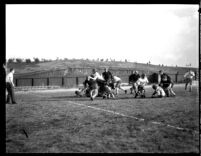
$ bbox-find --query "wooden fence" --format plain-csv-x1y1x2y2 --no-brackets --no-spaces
14,73,195,88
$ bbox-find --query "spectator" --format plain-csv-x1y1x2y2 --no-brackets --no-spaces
6,68,17,104
184,69,195,92
3,63,8,101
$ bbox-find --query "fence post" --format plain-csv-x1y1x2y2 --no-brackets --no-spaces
15,79,18,87
62,77,64,86
175,72,178,83
47,77,49,86
32,78,34,86
76,77,79,86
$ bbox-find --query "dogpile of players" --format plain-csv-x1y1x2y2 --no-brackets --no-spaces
75,67,193,101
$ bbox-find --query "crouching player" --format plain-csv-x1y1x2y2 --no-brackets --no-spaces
135,73,149,98
75,75,99,101
159,75,176,97
110,76,127,95
97,79,115,99
151,84,166,98
158,70,176,97
75,76,90,97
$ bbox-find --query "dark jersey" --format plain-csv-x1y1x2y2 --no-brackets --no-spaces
102,71,113,82
160,73,172,88
129,73,140,83
83,78,98,90
88,79,98,89
161,73,171,82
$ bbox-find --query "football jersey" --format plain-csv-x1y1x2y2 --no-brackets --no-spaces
184,71,195,79
156,86,166,96
92,72,104,80
137,77,149,86
129,73,140,82
6,72,14,83
112,76,121,83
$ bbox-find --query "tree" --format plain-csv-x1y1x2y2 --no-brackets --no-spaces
33,57,40,63
25,58,31,63
8,58,14,63
16,58,23,63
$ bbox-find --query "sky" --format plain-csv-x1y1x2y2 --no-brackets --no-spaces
6,4,199,67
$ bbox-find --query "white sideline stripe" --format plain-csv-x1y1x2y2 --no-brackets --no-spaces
68,101,142,120
19,93,199,134
68,101,199,134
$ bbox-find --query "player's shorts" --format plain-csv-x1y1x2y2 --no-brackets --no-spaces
138,85,145,92
89,81,98,90
132,82,138,90
185,78,193,85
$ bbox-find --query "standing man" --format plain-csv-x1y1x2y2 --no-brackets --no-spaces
3,63,8,101
184,69,195,92
6,68,17,104
129,70,140,94
102,67,113,85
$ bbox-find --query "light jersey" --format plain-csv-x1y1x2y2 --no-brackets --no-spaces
155,86,166,96
6,72,13,83
184,71,195,79
92,72,104,80
112,76,121,83
137,77,149,87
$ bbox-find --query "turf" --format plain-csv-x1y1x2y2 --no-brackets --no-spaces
6,84,199,153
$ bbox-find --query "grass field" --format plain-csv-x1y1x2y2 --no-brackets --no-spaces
6,84,199,153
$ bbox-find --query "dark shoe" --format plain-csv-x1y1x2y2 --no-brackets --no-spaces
90,97,94,101
12,102,17,104
125,90,127,94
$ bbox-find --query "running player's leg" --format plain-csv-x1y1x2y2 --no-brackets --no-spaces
90,89,98,100
189,78,193,92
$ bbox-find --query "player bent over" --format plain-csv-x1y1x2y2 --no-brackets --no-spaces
159,75,176,97
75,76,91,97
75,75,98,100
129,70,140,94
151,84,166,98
111,76,127,95
184,69,195,92
135,73,149,98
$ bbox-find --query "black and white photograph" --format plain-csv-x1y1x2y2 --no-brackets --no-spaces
5,3,199,153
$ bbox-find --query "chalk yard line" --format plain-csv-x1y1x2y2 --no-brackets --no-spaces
67,101,199,134
18,92,199,134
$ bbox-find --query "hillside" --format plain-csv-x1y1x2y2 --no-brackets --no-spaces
7,60,198,77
